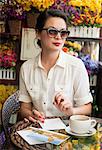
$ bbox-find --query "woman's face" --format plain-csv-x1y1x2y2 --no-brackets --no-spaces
38,17,67,52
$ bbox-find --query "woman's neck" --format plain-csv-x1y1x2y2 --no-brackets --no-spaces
41,50,60,72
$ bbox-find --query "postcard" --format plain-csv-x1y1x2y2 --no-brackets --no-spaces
39,118,66,130
17,127,70,145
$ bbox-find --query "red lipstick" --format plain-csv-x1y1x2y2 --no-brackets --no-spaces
53,42,61,46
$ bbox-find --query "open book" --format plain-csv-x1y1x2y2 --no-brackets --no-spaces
17,127,70,145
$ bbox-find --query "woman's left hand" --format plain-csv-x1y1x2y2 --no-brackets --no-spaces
53,92,74,116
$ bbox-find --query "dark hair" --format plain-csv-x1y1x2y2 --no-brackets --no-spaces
36,9,68,29
35,9,68,47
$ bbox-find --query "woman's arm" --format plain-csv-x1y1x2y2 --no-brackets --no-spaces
19,102,34,121
19,102,45,122
73,103,92,116
53,92,92,116
54,100,92,116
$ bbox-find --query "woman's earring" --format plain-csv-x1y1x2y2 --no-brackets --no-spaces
34,38,40,49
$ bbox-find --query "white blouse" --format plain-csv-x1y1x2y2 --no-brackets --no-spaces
19,50,93,117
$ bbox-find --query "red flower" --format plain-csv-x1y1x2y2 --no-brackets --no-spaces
0,44,17,68
62,47,69,53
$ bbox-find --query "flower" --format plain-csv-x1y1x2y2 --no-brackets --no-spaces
0,2,7,20
0,85,17,110
65,41,82,51
14,0,55,11
51,0,102,27
6,4,26,20
78,53,99,75
0,1,26,20
62,41,81,57
0,43,17,69
62,41,99,75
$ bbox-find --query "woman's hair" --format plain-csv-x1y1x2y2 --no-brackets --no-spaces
36,9,68,29
35,9,68,47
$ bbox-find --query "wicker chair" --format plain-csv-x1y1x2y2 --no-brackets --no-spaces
1,90,20,148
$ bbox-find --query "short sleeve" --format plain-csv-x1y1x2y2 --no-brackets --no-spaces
19,64,32,103
73,61,93,106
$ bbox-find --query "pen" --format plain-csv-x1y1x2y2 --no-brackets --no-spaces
54,98,64,105
60,99,64,103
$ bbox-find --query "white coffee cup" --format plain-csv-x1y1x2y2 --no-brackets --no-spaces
69,115,96,134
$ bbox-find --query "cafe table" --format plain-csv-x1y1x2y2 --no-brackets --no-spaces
10,116,102,150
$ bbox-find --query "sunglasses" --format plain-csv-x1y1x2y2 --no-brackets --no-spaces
40,27,70,39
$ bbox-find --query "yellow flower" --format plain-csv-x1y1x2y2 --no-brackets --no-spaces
69,0,83,6
90,17,96,25
96,17,102,24
0,85,17,105
15,0,55,11
0,103,2,110
31,0,55,11
69,0,102,13
65,41,73,46
73,43,82,51
65,41,82,51
76,19,83,24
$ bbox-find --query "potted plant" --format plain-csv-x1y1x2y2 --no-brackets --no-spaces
1,1,26,34
63,41,99,76
51,0,102,38
13,0,55,28
51,0,102,27
0,1,6,33
0,43,17,80
14,0,55,12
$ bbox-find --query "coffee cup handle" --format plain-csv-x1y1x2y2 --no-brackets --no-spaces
91,119,96,128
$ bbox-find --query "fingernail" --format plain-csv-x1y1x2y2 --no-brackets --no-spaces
38,115,42,118
24,118,29,123
41,120,44,123
40,117,45,122
29,116,36,122
39,115,45,119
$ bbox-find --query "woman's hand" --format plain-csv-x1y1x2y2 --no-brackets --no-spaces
20,102,45,123
32,109,45,123
23,110,45,123
53,92,74,116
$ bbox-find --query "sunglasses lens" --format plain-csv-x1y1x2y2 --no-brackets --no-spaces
48,29,58,37
60,30,69,39
46,28,70,39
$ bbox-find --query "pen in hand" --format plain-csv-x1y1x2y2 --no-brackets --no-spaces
53,98,64,105
53,98,69,112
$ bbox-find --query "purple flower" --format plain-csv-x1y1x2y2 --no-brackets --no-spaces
78,54,99,75
1,3,26,20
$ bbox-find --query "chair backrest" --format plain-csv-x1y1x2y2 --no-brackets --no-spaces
1,90,20,140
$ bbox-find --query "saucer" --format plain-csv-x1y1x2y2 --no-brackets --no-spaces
65,126,96,137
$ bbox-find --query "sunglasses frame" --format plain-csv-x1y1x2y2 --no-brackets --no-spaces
40,27,70,39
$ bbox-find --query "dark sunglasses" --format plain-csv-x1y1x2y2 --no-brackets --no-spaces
40,27,70,39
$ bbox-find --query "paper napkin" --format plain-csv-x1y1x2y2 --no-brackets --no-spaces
39,118,66,130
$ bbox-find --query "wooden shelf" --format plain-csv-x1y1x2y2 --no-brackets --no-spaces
0,32,20,39
0,79,18,85
67,37,102,42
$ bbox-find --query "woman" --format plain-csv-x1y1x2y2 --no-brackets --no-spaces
19,9,93,123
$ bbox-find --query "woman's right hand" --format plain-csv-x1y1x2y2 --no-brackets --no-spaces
20,102,45,123
31,109,45,123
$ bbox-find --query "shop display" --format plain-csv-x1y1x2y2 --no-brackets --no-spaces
0,0,102,117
